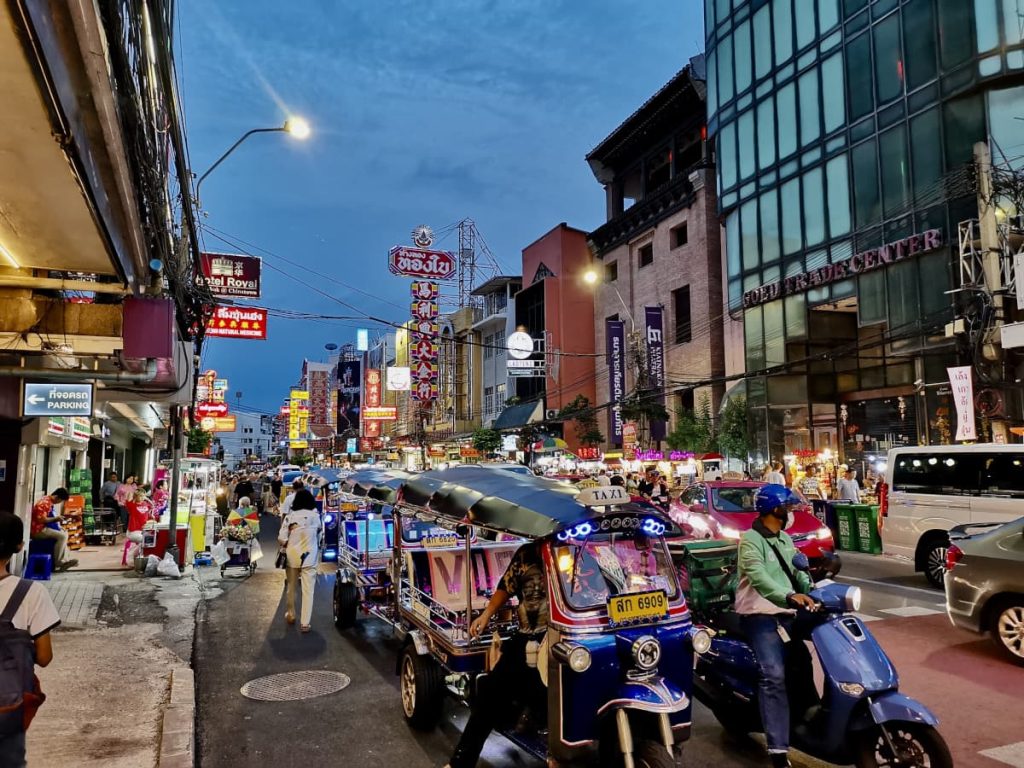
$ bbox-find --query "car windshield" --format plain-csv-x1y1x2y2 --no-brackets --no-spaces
712,486,758,512
554,532,678,610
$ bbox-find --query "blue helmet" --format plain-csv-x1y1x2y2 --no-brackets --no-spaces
755,483,799,515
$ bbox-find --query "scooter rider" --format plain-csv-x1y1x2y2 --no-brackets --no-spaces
735,484,818,768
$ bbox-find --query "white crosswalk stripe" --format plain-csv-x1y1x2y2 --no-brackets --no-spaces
877,605,944,618
980,742,1024,767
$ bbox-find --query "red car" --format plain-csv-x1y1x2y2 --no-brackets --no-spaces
670,480,840,579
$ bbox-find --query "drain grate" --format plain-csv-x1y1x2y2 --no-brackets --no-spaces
240,670,351,701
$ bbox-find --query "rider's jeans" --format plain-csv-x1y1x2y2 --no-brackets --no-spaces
742,614,797,754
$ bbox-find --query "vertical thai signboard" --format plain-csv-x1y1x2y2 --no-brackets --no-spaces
947,366,976,441
337,360,362,434
606,319,625,447
361,368,383,446
644,307,667,442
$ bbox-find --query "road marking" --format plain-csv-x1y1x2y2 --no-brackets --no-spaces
980,742,1024,767
840,574,943,599
878,606,944,618
852,612,882,623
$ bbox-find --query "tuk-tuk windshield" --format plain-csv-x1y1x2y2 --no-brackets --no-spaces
554,532,678,610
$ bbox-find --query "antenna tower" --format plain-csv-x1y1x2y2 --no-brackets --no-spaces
458,219,478,308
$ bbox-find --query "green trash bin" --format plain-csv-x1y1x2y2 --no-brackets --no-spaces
833,503,859,551
854,504,883,555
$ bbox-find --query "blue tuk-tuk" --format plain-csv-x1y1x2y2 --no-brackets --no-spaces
390,467,710,767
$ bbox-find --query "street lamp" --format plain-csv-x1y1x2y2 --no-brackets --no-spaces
583,268,635,331
195,116,312,202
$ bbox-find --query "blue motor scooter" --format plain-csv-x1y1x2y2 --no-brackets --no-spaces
692,555,952,768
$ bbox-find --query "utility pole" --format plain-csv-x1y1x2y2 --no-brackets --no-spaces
165,404,182,569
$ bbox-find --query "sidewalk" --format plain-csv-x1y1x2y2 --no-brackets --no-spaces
24,565,212,768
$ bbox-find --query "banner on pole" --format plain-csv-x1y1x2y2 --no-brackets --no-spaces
606,319,625,446
947,366,976,441
644,306,667,442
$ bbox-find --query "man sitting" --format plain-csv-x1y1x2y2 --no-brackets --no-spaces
30,488,78,572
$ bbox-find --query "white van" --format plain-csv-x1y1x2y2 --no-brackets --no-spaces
882,444,1024,587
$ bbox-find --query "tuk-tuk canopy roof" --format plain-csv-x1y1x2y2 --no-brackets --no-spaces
344,469,414,503
399,467,668,539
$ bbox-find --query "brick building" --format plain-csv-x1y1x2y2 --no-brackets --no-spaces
586,56,727,450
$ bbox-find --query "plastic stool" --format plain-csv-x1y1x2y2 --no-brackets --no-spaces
25,554,53,581
29,538,57,558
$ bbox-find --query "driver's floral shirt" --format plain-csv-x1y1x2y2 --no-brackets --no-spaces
498,544,549,635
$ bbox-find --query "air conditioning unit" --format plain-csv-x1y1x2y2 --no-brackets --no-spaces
545,409,559,420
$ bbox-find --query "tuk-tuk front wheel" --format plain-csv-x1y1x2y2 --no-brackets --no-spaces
400,647,444,731
333,581,359,630
598,715,681,768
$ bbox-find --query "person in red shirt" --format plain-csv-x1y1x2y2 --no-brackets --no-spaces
30,488,77,571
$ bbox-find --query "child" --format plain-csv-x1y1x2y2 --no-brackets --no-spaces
0,512,59,767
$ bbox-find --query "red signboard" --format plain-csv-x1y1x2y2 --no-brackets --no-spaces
205,306,268,339
364,369,382,408
575,447,601,461
411,300,439,320
411,281,439,300
363,406,397,421
411,340,438,360
199,252,262,298
363,420,382,438
195,402,229,419
412,360,437,380
388,247,456,279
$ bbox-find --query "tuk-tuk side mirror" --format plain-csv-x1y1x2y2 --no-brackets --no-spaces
455,523,472,538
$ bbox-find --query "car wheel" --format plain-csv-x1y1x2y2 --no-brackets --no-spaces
399,646,445,730
922,538,948,589
990,599,1024,665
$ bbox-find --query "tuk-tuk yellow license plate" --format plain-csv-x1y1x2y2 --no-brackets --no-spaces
608,590,668,625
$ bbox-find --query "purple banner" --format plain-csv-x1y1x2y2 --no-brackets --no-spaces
606,319,625,446
644,306,666,442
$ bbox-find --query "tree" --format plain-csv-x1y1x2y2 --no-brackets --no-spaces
666,394,714,453
717,395,752,464
557,395,605,446
186,426,212,454
472,428,502,454
619,392,670,430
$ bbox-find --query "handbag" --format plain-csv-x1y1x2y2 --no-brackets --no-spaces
275,548,288,569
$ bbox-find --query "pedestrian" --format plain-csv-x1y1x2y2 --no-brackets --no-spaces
625,472,639,494
29,488,77,572
100,471,120,518
596,469,611,487
270,473,283,504
836,468,861,503
638,471,656,499
764,461,786,486
114,474,137,530
151,479,169,521
0,511,59,767
123,489,154,566
233,474,254,508
797,465,826,501
278,489,322,633
281,479,304,518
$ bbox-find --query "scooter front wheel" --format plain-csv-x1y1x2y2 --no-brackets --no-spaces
854,722,953,768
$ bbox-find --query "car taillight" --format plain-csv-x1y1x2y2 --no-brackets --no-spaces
878,482,888,522
945,544,963,571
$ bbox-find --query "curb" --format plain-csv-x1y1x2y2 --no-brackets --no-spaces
158,666,195,768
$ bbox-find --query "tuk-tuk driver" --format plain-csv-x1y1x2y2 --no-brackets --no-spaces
445,542,550,768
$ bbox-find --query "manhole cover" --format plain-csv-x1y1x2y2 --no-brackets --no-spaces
240,670,351,701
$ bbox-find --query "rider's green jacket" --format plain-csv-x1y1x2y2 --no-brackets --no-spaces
734,519,813,615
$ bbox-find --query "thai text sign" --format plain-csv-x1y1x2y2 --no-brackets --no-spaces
606,319,625,446
389,246,457,279
644,307,666,442
743,229,943,308
206,306,268,339
947,366,976,441
23,383,93,417
199,252,261,298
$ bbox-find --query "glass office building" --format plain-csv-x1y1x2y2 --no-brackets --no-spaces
706,0,1024,464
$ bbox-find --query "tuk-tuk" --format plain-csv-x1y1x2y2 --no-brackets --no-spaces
390,467,711,767
331,469,411,629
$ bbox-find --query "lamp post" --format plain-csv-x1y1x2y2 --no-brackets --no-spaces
195,117,311,203
583,268,646,373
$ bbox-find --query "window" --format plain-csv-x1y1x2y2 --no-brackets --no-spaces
943,93,984,168
936,0,972,68
825,154,851,237
638,243,654,268
892,453,982,496
979,454,1024,498
760,191,781,264
880,124,910,216
738,109,756,179
673,286,692,344
795,0,815,49
990,86,1024,170
803,168,825,246
903,0,937,90
647,148,671,190
798,68,820,147
735,20,752,94
741,198,760,270
874,14,903,105
485,386,494,416
671,223,688,248
852,138,880,228
846,32,873,120
821,53,845,134
496,383,506,411
605,260,618,282
757,95,776,169
773,0,794,67
780,177,801,255
720,122,737,189
484,333,494,359
719,33,734,105
777,83,797,159
753,4,772,80
819,0,840,32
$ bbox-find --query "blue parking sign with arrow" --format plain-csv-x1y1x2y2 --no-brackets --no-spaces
22,382,94,417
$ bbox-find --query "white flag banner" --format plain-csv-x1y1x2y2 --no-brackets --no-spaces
947,366,976,441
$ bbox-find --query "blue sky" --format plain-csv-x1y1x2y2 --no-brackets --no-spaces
178,0,703,413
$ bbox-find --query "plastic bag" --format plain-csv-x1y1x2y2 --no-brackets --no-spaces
250,539,263,562
144,555,160,577
211,540,230,566
156,552,181,579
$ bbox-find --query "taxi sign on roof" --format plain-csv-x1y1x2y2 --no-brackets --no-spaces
576,485,629,507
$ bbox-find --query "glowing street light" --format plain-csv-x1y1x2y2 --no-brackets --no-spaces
196,116,312,202
583,267,633,330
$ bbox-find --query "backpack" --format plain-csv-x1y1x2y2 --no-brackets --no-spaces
0,579,43,734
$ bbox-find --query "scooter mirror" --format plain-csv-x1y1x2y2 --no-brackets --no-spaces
791,552,810,572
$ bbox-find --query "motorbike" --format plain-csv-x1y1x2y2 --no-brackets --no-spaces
692,551,952,768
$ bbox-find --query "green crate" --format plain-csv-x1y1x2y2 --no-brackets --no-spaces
833,504,859,551
671,539,738,620
854,504,883,555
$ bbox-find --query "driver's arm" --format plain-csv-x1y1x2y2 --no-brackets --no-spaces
469,588,510,637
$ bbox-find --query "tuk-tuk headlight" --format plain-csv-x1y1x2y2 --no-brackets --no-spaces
632,636,661,671
568,645,592,673
690,628,712,655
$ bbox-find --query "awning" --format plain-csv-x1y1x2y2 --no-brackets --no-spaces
493,400,543,430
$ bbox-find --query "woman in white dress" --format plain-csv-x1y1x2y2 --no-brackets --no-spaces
277,489,322,633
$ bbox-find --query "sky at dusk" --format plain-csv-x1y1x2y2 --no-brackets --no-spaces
178,1,703,414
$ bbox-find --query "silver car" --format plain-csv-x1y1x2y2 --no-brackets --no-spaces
944,516,1024,665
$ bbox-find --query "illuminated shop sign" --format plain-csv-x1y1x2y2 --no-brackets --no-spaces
742,229,943,309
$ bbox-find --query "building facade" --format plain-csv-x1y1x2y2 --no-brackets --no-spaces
587,57,727,451
471,276,522,428
215,412,275,469
705,0,1024,464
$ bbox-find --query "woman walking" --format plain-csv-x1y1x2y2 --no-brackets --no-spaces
277,489,322,633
